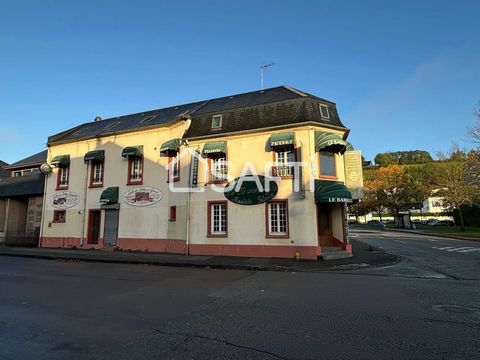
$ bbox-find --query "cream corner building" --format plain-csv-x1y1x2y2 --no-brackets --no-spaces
40,86,363,260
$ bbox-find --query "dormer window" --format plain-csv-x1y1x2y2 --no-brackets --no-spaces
319,104,330,119
211,115,223,129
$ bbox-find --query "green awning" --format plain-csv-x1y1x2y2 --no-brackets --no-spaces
269,132,295,147
159,138,181,155
202,141,227,155
314,132,347,154
84,150,105,163
346,142,354,151
100,187,119,204
314,180,352,203
121,145,143,157
51,155,70,167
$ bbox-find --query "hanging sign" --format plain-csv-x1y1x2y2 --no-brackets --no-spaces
224,175,278,205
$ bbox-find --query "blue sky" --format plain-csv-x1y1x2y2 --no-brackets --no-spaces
0,0,479,163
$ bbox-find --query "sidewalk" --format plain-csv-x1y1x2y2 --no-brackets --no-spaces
0,240,398,272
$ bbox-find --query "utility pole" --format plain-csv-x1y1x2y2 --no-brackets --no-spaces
260,63,274,89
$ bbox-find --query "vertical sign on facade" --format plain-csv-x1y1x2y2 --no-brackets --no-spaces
344,202,350,244
190,151,199,187
344,150,364,200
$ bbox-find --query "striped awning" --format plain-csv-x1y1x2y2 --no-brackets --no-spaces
160,138,181,155
314,132,347,154
51,155,70,167
314,180,352,203
202,141,227,155
121,146,143,157
84,150,105,163
346,142,354,151
100,187,119,204
269,132,295,147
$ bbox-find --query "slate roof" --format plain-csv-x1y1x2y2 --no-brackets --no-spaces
0,160,9,178
48,86,347,145
4,150,47,170
0,173,45,197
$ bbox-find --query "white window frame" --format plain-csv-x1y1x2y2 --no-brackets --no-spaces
211,115,223,129
92,161,104,185
59,166,69,187
210,155,228,182
319,104,330,119
209,202,227,235
267,201,289,236
129,156,143,182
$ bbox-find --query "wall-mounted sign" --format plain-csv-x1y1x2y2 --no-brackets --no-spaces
344,150,364,200
51,191,80,209
40,163,52,175
224,175,278,205
190,151,199,187
123,186,163,207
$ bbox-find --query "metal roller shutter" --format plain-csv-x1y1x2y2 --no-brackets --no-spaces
103,210,118,246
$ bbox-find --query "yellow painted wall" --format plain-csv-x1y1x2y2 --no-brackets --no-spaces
42,121,351,249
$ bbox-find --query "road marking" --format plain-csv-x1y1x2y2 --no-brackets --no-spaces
458,248,480,253
431,246,480,253
394,240,406,244
445,247,475,252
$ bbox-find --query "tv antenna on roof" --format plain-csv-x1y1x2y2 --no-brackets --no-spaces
260,63,275,89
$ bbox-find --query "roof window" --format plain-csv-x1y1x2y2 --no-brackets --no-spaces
140,115,157,124
104,121,120,129
319,104,330,119
211,115,223,129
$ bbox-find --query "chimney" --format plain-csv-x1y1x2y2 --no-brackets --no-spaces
94,116,102,122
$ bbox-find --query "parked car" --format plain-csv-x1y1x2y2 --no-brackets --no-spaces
425,218,438,225
367,220,386,228
432,220,455,226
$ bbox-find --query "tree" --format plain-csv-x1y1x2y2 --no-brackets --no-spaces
350,179,384,221
374,150,433,166
425,152,479,232
404,166,434,211
467,102,480,145
371,165,410,213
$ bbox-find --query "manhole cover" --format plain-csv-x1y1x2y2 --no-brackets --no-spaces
432,304,480,315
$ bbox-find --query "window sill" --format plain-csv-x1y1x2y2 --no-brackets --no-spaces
89,184,104,188
167,177,180,183
207,234,228,238
127,180,143,186
207,180,228,185
318,175,338,180
52,220,65,224
56,186,69,190
266,234,290,239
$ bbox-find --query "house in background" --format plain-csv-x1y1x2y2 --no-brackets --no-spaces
0,150,47,246
0,160,9,178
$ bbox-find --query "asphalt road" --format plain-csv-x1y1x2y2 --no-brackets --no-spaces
1,232,479,360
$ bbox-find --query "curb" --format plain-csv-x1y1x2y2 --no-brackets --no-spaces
0,251,297,272
0,246,399,273
385,228,480,242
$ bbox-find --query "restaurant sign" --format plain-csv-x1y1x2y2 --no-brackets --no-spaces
124,187,163,207
224,175,278,205
51,191,80,209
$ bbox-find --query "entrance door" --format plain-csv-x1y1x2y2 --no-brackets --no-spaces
103,209,119,246
88,210,101,244
317,204,333,246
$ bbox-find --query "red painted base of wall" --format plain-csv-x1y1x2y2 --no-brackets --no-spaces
39,237,186,254
39,237,349,260
117,238,186,254
189,244,319,260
